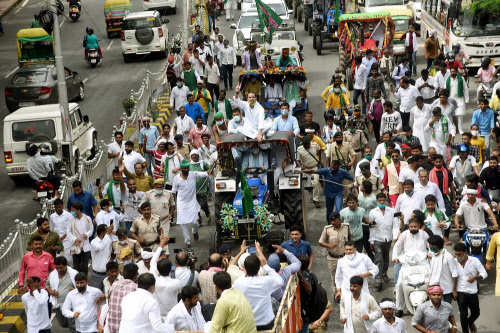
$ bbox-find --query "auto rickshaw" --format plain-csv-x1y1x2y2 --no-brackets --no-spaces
16,28,55,67
337,11,395,89
104,0,131,38
387,8,414,64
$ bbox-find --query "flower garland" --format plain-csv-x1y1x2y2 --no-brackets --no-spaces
219,204,273,233
254,205,273,233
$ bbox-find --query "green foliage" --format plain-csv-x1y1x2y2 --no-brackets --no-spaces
467,0,500,17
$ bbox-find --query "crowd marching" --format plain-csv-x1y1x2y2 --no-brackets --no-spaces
17,1,500,333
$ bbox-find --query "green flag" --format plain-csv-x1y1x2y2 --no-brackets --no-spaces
255,0,283,43
335,0,340,23
240,171,254,218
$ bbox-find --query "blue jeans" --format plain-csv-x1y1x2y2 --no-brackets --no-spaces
144,152,154,176
408,51,417,75
325,192,344,224
299,324,309,333
352,89,366,114
208,15,216,32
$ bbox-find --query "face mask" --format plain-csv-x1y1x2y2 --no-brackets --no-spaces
281,109,289,116
406,190,414,196
336,140,343,145
471,130,478,136
249,101,256,108
456,255,466,263
430,247,440,253
345,253,355,260
77,286,86,293
377,203,386,209
410,229,419,235
233,116,241,123
123,260,132,265
216,120,224,126
365,155,372,160
71,211,78,218
349,129,355,133
177,82,182,87
154,189,163,195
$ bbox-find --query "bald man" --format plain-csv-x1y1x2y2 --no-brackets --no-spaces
198,253,224,305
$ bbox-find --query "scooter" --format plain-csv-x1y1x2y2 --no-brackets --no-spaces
69,5,80,22
476,80,495,104
463,228,490,262
87,48,101,67
399,251,429,314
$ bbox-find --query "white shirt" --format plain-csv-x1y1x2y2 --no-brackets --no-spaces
415,76,436,100
395,191,425,224
22,289,51,333
219,45,236,65
90,235,113,273
380,112,403,136
424,209,448,237
264,84,283,101
189,56,205,77
232,97,265,138
119,288,174,333
196,46,212,61
214,41,224,60
174,266,199,287
170,85,190,111
398,166,421,185
456,199,490,229
415,181,445,210
102,182,125,208
394,85,421,113
448,75,469,103
108,140,125,166
371,316,407,333
67,215,94,252
335,253,379,295
392,230,429,261
205,63,220,84
233,264,283,326
62,286,104,333
354,63,368,90
95,210,122,241
172,172,207,225
165,300,206,331
455,256,487,294
123,151,146,175
174,115,195,140
369,206,398,243
374,142,402,161
50,210,73,247
429,249,458,294
154,276,183,316
449,155,477,183
434,69,451,89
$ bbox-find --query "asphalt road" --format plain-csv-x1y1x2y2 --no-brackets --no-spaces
2,1,499,332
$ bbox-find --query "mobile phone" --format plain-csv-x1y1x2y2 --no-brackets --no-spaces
96,178,101,187
393,212,402,218
168,238,176,244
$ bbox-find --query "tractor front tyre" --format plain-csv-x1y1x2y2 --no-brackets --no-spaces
317,36,322,55
280,190,303,230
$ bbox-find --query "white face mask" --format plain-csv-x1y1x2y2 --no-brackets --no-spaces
345,253,355,260
154,189,163,195
471,130,478,136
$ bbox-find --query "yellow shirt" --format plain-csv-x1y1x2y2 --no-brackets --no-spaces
209,288,257,333
470,136,486,165
489,95,500,111
123,167,154,192
325,90,350,111
321,84,350,102
486,232,500,296
195,88,212,114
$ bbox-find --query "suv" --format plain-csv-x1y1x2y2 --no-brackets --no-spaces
143,0,176,14
121,11,169,62
3,103,98,181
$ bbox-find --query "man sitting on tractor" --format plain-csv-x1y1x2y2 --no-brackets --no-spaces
242,144,269,184
276,48,297,68
326,3,342,34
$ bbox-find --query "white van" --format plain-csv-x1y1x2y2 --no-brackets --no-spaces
3,103,97,181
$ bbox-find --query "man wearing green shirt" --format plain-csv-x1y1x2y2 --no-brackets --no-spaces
27,217,63,259
339,194,369,253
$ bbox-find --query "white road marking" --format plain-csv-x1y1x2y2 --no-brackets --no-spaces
14,0,29,14
4,66,19,78
106,40,114,51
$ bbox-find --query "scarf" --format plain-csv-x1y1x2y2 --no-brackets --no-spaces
343,290,374,333
429,166,449,194
431,115,449,143
107,180,120,206
424,208,446,229
183,69,197,91
446,75,464,98
215,98,232,120
332,87,346,107
164,153,180,184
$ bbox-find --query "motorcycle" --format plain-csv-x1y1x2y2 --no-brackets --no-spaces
69,5,80,22
398,251,429,314
463,228,490,262
87,48,101,67
476,79,495,104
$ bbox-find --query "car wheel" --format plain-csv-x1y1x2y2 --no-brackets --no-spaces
173,7,177,15
123,54,131,63
77,84,85,101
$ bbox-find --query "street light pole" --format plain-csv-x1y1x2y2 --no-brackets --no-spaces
51,0,71,142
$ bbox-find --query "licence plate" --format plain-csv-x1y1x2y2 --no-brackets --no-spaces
38,191,47,198
19,102,35,107
11,167,25,173
91,59,97,63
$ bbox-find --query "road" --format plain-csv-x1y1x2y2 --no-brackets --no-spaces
2,1,500,332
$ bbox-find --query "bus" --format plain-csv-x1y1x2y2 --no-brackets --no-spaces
420,0,500,69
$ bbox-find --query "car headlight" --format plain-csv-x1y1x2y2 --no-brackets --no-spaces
216,182,226,189
288,177,299,186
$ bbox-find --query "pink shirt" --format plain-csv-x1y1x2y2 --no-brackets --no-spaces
18,251,55,288
478,66,496,83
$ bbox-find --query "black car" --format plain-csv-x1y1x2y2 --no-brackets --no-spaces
4,65,85,112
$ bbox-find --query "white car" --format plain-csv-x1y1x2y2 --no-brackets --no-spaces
242,0,291,20
407,0,422,25
231,11,260,64
121,11,169,62
143,0,176,14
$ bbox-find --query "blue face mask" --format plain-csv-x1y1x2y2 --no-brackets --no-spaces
177,82,183,87
233,116,241,123
377,203,386,209
71,211,78,217
216,120,224,126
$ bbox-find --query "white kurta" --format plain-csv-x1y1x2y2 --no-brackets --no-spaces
426,115,455,156
448,77,469,116
335,253,379,296
232,97,265,139
410,104,432,152
172,171,207,224
165,300,206,331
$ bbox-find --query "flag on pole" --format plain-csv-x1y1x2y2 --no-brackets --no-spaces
255,0,283,43
240,171,254,218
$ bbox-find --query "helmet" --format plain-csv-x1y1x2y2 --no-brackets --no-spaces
481,57,491,68
86,27,93,35
459,144,468,153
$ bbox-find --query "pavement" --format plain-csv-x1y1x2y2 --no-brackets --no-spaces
0,0,22,18
1,1,500,332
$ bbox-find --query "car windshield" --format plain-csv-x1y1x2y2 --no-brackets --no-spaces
266,3,287,16
366,0,409,6
12,120,56,142
11,70,48,86
238,15,259,29
453,11,500,37
123,17,159,30
393,16,410,32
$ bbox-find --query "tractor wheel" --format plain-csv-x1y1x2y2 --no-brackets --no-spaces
308,21,312,36
313,35,317,49
304,16,308,32
317,36,322,55
346,67,354,91
298,7,303,22
280,189,303,230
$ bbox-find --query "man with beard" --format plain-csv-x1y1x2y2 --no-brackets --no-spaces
371,298,407,332
19,235,55,291
412,285,457,333
27,217,62,259
47,256,77,329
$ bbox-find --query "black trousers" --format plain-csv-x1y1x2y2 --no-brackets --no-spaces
400,111,410,128
221,64,233,89
72,251,90,275
362,224,374,261
458,292,480,333
206,82,219,105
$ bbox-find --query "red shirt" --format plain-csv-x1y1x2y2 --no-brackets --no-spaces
18,251,55,288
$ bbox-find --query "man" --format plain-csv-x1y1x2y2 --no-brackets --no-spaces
453,242,487,333
424,30,439,70
340,195,368,253
317,159,354,223
67,180,98,220
122,178,145,232
193,80,212,123
214,89,233,121
371,298,407,333
170,78,190,111
160,142,182,189
198,253,224,305
89,224,113,288
415,168,446,211
209,271,257,333
448,66,469,134
449,144,479,191
107,263,138,333
268,244,301,302
233,88,265,141
26,144,61,199
272,102,300,136
199,133,217,164
481,155,500,201
119,156,154,193
66,202,93,274
219,39,236,90
369,193,398,291
205,54,220,103
395,179,425,227
174,134,191,160
344,120,368,163
181,61,200,92
154,258,183,316
18,235,55,291
412,285,457,333
130,201,162,249
299,110,321,139
108,131,125,166
455,186,498,231
394,77,421,127
383,151,407,207
431,88,457,123
355,147,379,178
50,199,74,263
27,217,62,259
139,116,159,177
319,211,350,295
392,58,409,88
189,48,205,78
297,135,322,207
102,261,122,299
100,167,126,209
122,141,146,177
354,162,383,197
189,116,209,149
335,241,378,300
428,235,458,303
119,273,174,332
281,225,313,269
22,277,52,333
353,56,368,114
427,107,455,156
276,48,296,67
471,98,495,153
173,250,199,287
242,41,262,70
185,93,205,124
403,24,418,75
172,160,208,246
324,74,350,110
62,273,105,333
113,230,141,272
486,231,500,296
380,102,403,137
142,178,174,236
233,241,283,331
47,256,77,329
327,132,356,170
166,286,206,330
174,106,195,142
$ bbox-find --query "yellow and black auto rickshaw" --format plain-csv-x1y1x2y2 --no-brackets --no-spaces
104,0,131,38
16,28,55,67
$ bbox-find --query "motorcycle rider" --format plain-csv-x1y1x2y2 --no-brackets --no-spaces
476,57,498,103
454,186,498,233
83,27,102,60
26,144,61,199
68,0,81,12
